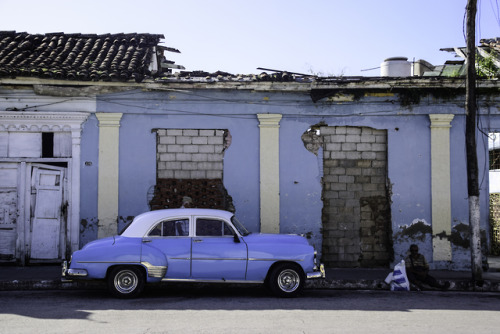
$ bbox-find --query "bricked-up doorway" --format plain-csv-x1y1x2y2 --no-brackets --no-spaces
320,126,392,268
150,129,234,211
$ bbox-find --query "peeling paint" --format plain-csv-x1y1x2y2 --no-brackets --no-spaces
118,216,135,234
364,92,396,98
79,218,98,247
80,219,87,229
326,94,355,102
301,129,322,156
450,223,472,249
395,219,432,241
435,230,449,240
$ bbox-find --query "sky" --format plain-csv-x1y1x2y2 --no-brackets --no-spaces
1,0,499,76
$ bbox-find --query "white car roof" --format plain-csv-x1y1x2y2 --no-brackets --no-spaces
120,208,234,238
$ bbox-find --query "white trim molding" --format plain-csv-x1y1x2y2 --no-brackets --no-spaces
0,111,89,132
0,111,89,257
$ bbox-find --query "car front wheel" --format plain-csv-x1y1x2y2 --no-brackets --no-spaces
268,263,304,297
107,266,145,298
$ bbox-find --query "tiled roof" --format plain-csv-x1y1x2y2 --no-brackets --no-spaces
0,31,180,82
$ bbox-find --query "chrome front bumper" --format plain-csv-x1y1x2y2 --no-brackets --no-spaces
307,263,325,279
62,260,88,279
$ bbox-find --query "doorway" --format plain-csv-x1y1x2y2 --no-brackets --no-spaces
0,162,67,263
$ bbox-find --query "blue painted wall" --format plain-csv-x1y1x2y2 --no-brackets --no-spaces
279,118,323,252
77,88,496,269
79,114,99,247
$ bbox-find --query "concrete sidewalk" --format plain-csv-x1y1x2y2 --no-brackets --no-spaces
1,261,500,293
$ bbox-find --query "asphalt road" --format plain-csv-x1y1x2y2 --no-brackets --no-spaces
1,286,500,334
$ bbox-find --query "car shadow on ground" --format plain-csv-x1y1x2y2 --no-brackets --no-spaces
2,286,500,322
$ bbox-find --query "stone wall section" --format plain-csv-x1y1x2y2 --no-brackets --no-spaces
156,129,226,179
150,178,233,211
490,193,500,255
321,126,391,267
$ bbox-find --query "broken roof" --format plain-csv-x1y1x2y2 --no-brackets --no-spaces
0,31,182,82
480,37,500,53
1,31,499,86
440,37,500,67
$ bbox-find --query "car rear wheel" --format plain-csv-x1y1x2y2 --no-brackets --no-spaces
267,263,304,297
107,266,145,298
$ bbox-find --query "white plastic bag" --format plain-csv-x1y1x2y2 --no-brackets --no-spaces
388,260,410,291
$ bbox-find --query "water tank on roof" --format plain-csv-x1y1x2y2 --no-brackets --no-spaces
380,57,411,77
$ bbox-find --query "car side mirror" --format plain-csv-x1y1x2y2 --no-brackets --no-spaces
234,234,240,243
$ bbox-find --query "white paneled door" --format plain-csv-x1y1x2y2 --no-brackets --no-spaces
30,165,66,260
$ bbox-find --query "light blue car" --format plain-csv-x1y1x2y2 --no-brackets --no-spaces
62,208,325,298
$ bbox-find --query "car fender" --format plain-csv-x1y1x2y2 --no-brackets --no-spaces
70,237,142,279
140,242,168,282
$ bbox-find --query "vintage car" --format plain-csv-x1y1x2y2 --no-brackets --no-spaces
62,208,325,298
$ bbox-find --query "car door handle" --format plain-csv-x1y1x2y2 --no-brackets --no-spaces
142,239,152,243
193,239,203,243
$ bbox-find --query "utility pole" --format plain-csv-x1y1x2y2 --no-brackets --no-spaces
465,0,483,281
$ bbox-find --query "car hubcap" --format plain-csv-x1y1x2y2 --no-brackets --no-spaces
114,270,138,294
277,269,300,292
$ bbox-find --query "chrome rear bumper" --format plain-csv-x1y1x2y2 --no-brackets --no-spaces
307,263,325,279
62,260,88,278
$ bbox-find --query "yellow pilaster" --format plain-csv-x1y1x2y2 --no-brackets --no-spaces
429,114,454,261
257,114,282,233
96,113,123,238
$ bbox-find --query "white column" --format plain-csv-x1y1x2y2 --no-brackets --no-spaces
429,114,454,262
96,113,123,239
257,114,282,233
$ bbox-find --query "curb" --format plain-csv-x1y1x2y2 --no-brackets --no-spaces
0,280,106,291
1,278,500,292
308,278,500,292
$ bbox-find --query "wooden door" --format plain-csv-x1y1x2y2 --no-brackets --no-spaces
0,162,18,261
30,165,65,260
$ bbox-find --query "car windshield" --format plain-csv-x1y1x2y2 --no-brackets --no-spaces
231,216,251,236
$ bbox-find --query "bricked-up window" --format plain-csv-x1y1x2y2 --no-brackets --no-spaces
156,129,228,179
151,129,234,211
490,148,500,170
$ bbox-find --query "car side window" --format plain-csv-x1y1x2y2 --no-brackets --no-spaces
149,218,189,237
196,218,234,237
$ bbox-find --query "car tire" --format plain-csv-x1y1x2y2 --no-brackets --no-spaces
267,263,304,298
107,266,145,298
